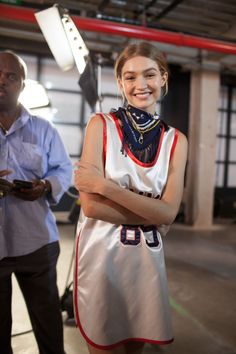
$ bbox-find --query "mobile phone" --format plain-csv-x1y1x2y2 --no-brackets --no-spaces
13,179,33,190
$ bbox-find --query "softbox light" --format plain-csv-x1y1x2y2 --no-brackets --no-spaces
35,4,99,110
35,5,88,73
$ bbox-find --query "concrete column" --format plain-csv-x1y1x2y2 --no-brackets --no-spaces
185,68,220,228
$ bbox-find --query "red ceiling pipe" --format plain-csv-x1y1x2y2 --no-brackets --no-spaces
1,3,236,55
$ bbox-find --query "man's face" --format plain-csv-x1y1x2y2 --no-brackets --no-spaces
0,53,25,110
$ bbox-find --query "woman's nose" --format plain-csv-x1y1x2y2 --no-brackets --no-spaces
135,75,147,89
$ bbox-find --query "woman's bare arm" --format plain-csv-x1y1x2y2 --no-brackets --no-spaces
77,129,188,226
75,115,149,225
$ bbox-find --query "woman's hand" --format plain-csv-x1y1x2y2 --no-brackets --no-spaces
74,161,104,194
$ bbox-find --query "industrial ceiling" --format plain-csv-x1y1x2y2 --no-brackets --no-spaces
0,0,236,72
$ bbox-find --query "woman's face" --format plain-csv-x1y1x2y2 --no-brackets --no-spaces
118,56,167,114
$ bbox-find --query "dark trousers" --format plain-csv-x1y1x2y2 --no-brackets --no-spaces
0,242,65,354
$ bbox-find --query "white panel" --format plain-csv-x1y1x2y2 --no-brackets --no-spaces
217,111,227,135
55,124,82,156
47,91,81,123
20,54,38,81
84,102,95,124
219,86,228,110
228,165,236,187
100,67,119,94
41,58,79,90
230,113,236,136
229,139,236,162
101,96,122,113
215,163,224,187
232,88,236,111
216,138,226,161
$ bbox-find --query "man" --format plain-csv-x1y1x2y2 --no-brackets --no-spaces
0,51,72,354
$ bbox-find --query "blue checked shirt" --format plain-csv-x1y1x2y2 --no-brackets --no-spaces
0,105,72,259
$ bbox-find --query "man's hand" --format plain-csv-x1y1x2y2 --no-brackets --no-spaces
0,169,12,177
0,178,13,198
13,180,48,201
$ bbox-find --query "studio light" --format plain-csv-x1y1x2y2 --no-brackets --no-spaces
19,79,50,109
35,4,99,111
35,5,88,74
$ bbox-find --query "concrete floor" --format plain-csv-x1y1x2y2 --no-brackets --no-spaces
11,218,236,354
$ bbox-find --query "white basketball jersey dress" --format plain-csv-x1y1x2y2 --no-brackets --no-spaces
74,112,178,350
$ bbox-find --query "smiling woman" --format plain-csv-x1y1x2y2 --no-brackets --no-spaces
117,56,168,114
74,41,188,354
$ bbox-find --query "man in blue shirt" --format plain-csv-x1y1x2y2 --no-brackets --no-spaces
0,51,72,353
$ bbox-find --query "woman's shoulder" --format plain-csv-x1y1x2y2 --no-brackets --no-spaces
175,129,188,146
87,112,115,126
173,129,188,157
165,124,188,144
86,113,112,135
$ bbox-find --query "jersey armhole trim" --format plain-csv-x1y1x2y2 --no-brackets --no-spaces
97,113,107,170
170,129,179,161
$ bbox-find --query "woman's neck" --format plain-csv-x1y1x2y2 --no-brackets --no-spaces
127,104,155,116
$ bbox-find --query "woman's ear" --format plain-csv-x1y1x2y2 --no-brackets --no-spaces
117,78,123,92
117,79,126,106
161,72,168,87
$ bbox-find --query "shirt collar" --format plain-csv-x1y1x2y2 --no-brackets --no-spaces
6,104,31,136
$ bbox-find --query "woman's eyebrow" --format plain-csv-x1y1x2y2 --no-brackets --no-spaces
123,67,158,75
143,67,158,73
123,70,135,75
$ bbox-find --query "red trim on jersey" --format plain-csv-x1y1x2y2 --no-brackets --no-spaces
170,129,179,161
73,233,80,328
97,113,107,170
87,337,174,350
74,231,174,350
109,112,165,168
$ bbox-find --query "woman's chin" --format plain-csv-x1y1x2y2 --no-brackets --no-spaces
129,101,156,114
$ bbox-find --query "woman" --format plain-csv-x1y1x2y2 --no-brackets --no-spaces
74,42,188,354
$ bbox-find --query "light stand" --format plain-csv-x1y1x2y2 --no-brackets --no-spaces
96,54,103,112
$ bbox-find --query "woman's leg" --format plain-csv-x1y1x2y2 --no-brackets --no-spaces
87,343,125,354
124,342,145,354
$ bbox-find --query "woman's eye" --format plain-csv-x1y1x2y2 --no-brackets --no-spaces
125,76,135,81
146,73,156,78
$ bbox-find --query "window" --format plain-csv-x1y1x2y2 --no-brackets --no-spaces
216,85,236,188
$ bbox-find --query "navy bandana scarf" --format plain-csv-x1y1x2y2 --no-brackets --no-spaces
111,105,169,163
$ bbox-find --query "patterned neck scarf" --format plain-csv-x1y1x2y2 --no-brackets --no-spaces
111,105,169,163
